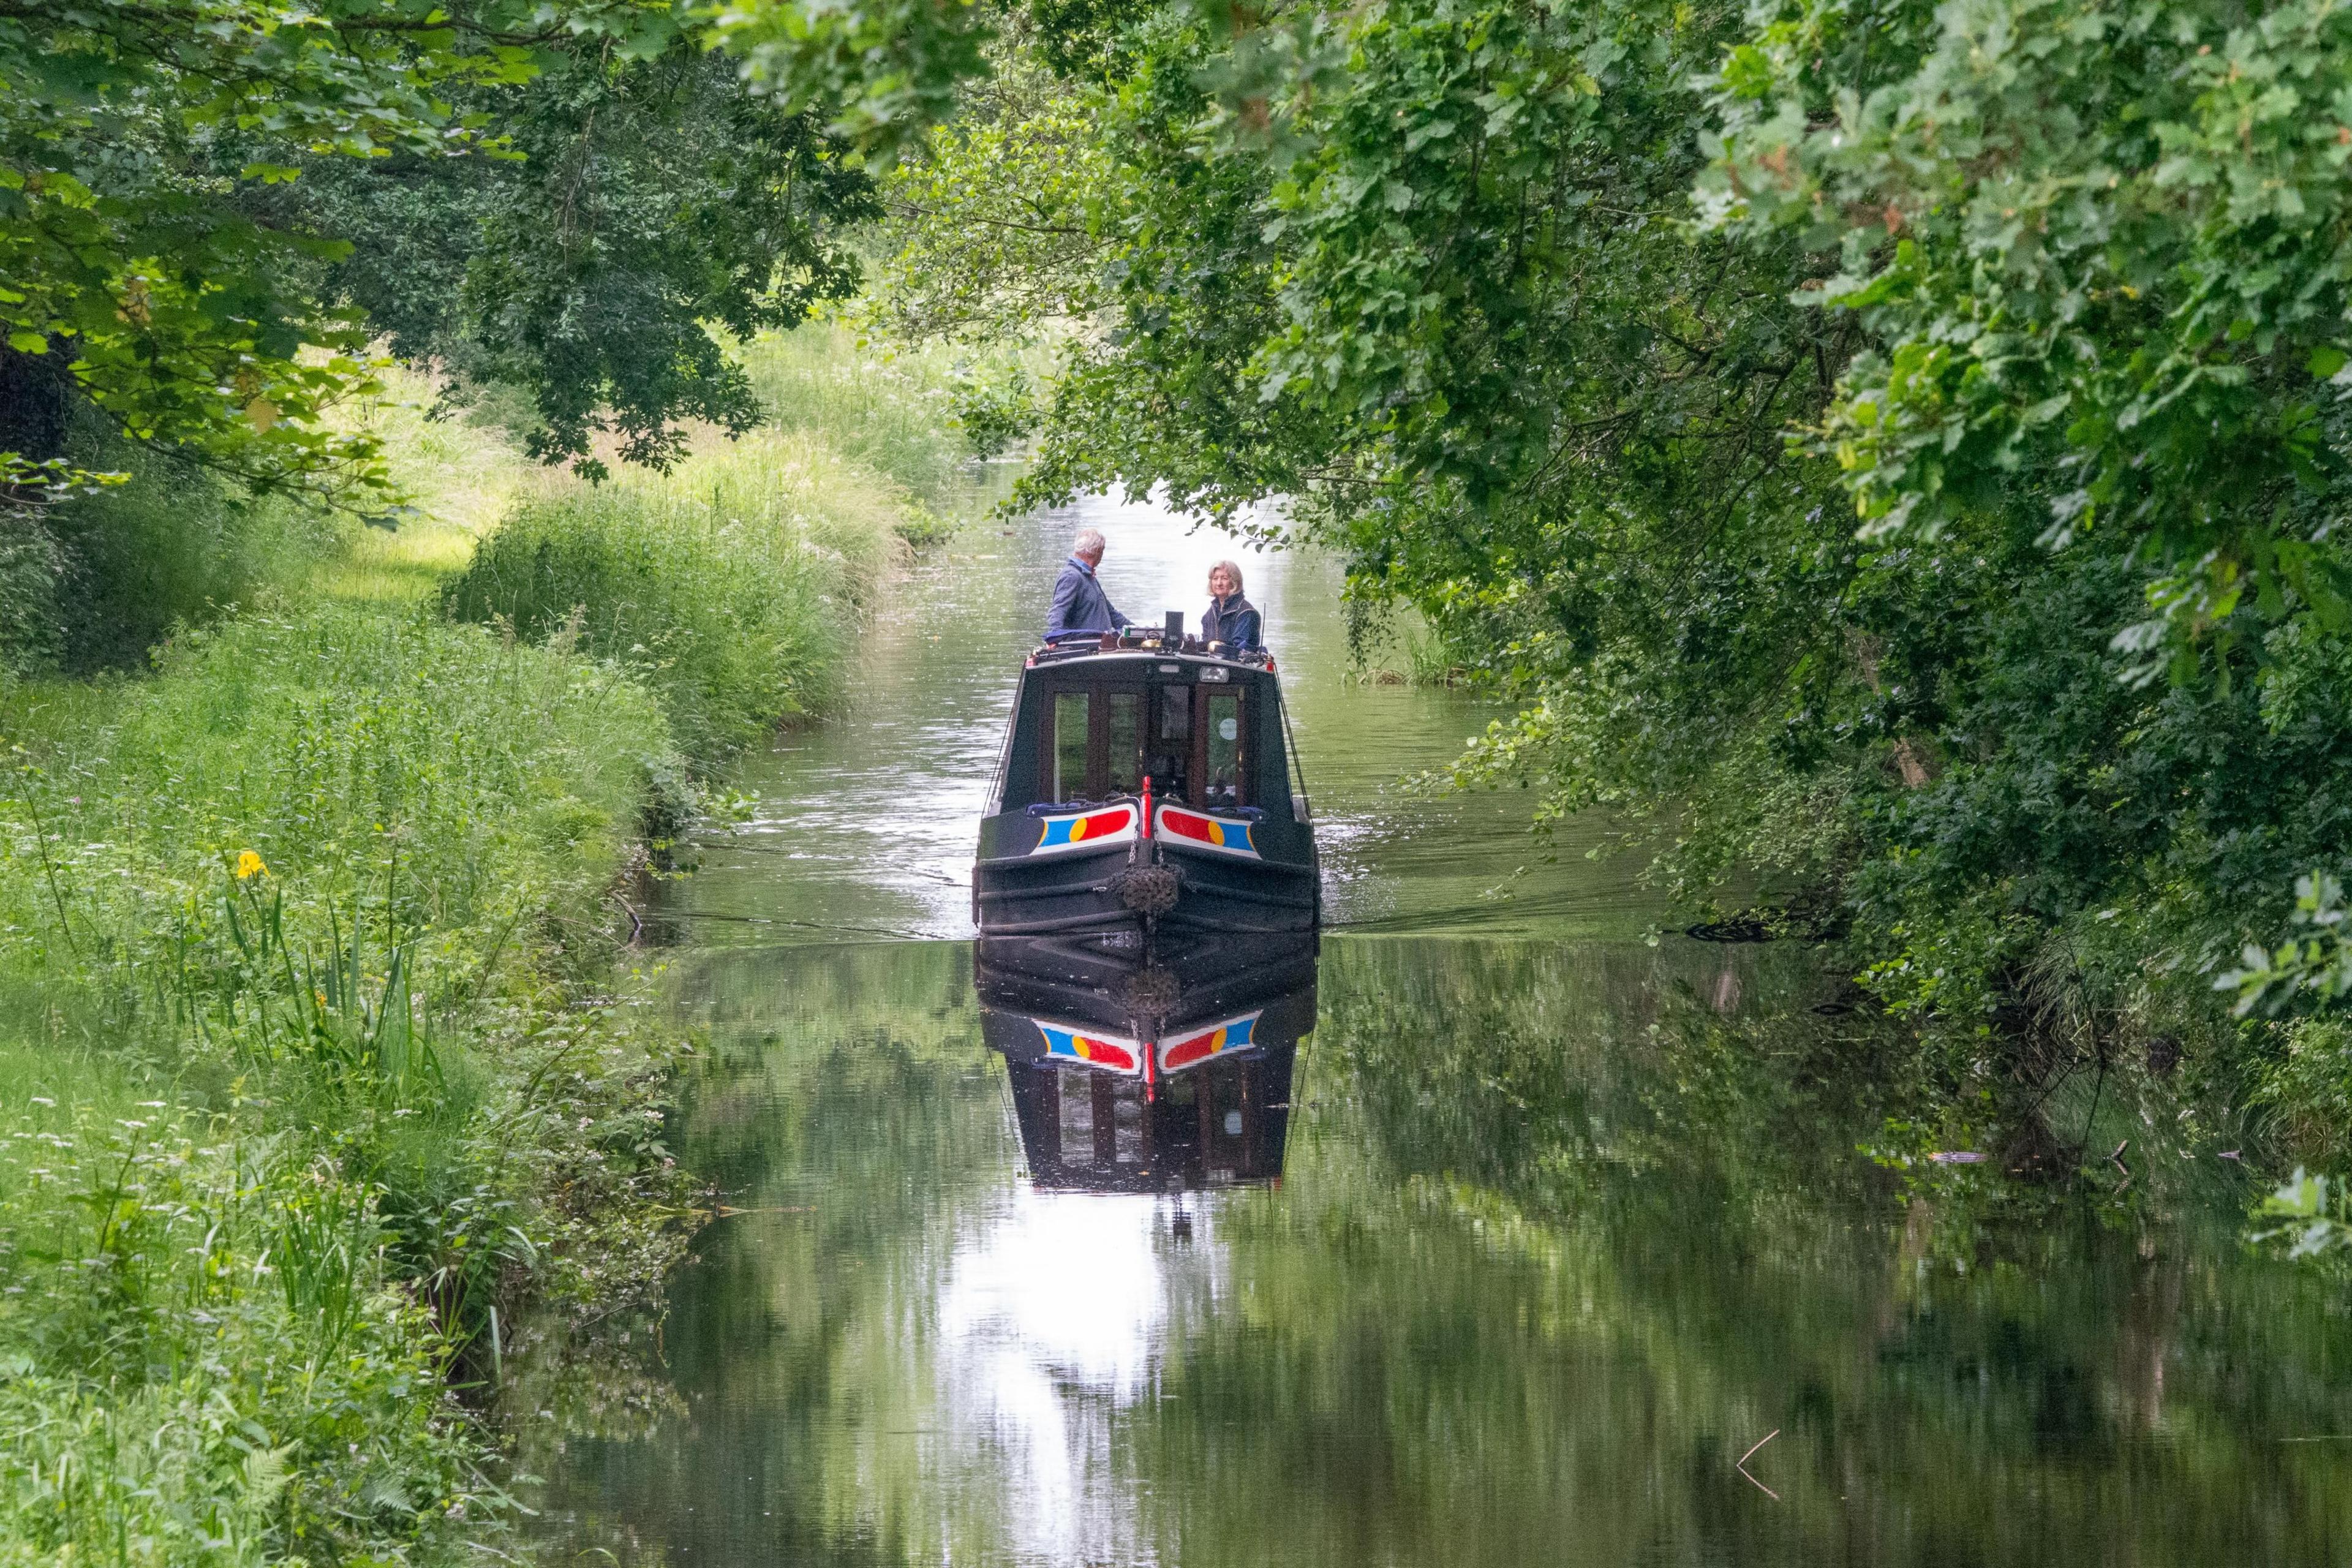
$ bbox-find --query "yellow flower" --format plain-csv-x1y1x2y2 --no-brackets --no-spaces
234,851,268,881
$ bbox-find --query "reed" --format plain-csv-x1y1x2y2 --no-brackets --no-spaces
1344,623,1473,688
445,426,904,761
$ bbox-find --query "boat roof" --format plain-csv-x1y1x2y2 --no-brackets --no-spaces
1025,639,1277,674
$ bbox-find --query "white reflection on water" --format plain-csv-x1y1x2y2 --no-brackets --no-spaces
937,1190,1172,1565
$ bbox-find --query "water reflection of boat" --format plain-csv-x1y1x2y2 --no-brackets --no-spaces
971,624,1319,964
977,943,1316,1194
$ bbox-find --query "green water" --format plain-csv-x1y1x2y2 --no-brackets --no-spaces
521,494,2352,1566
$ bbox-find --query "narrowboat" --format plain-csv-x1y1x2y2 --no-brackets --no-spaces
972,619,1319,968
977,943,1315,1193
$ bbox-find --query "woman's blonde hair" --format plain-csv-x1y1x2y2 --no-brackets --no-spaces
1208,559,1245,597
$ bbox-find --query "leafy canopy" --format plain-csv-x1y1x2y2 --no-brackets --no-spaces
1702,0,2352,673
0,0,875,493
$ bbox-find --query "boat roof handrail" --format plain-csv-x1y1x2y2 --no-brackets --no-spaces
1028,641,1275,670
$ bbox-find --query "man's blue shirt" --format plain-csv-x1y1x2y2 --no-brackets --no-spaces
1045,556,1124,642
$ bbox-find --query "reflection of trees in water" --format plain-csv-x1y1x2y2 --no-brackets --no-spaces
1180,938,2352,1567
519,938,2352,1568
519,940,1014,1567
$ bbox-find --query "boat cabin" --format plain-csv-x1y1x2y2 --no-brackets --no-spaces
987,639,1300,819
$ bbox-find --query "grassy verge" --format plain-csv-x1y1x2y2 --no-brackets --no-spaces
0,346,917,1563
444,426,901,762
739,318,1049,532
0,604,692,1564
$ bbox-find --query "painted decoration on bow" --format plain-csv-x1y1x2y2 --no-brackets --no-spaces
1031,804,1137,854
1036,1021,1142,1074
1154,805,1259,858
1158,1011,1262,1073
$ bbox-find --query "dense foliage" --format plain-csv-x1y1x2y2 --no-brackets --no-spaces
0,0,876,496
1705,0,2352,658
782,0,2352,1125
0,0,497,494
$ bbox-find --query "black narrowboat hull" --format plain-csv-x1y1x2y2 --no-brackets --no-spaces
974,927,1319,1020
973,797,1318,946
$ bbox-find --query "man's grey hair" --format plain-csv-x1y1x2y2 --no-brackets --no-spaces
1072,527,1107,559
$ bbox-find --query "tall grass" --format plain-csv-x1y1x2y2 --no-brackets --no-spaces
739,320,1052,519
0,1042,488,1567
444,428,903,761
1,366,530,680
1344,612,1472,688
0,603,696,1564
741,322,974,504
309,372,534,606
1,413,337,676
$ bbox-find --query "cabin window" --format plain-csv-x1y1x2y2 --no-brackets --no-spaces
1106,690,1142,796
1052,691,1090,802
1202,1068,1250,1183
1204,691,1245,808
1157,686,1191,744
1111,1082,1145,1163
1035,677,1256,808
1147,685,1192,802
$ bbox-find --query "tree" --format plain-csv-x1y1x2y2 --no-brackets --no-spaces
0,0,567,495
1701,0,2352,671
0,0,875,495
812,0,2352,1054
282,41,879,479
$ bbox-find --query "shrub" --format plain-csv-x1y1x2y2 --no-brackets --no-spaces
2255,1018,2352,1167
1,416,337,677
443,427,902,762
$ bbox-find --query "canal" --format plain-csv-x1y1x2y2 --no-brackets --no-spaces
518,491,2352,1566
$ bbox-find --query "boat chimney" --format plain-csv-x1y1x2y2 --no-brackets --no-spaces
1164,609,1184,643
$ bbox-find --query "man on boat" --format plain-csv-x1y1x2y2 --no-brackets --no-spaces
1045,527,1126,643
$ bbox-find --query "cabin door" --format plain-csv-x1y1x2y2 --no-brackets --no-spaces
1197,686,1251,809
1139,684,1252,807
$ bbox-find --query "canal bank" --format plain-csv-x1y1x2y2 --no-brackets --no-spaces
0,344,950,1566
512,496,2352,1568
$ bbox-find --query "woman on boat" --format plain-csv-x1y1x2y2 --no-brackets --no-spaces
1202,560,1262,652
